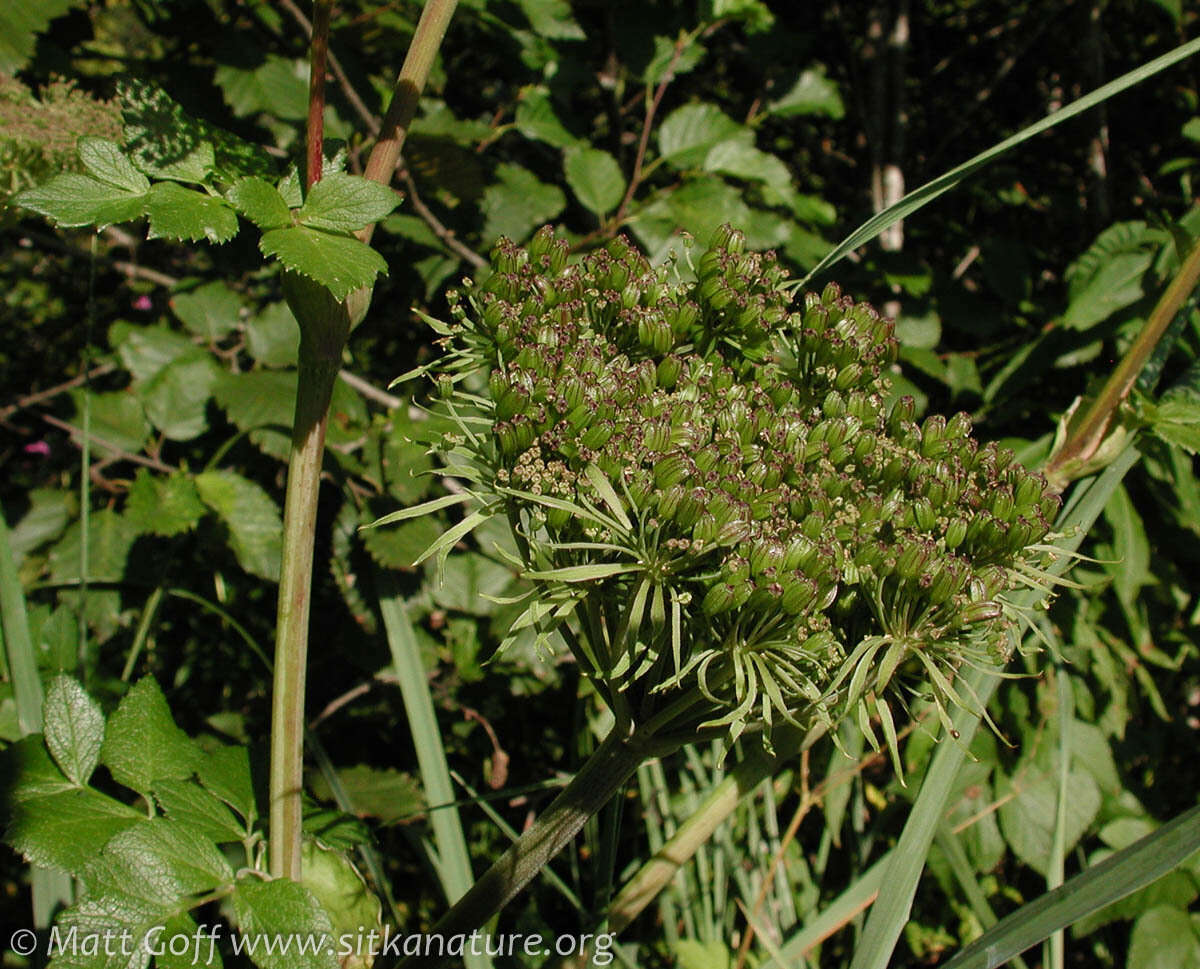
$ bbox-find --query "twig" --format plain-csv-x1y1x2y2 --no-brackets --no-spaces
39,414,175,474
611,32,689,229
110,260,179,288
337,369,403,409
399,168,487,268
0,363,117,422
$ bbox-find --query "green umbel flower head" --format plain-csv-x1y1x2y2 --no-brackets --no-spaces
401,226,1061,752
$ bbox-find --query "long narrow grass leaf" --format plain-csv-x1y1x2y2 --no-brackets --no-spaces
802,37,1200,285
0,512,44,734
941,804,1200,969
377,572,493,969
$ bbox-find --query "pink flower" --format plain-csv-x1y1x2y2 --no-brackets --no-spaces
24,441,51,456
133,295,153,311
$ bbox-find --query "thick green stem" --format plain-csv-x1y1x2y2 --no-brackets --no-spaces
399,725,663,968
269,276,351,880
1045,231,1200,489
360,0,458,228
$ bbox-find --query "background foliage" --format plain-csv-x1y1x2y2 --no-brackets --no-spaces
2,1,1200,966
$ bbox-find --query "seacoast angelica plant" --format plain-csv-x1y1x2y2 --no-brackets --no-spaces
398,224,1062,755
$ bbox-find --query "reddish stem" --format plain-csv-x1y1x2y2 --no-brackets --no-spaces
306,0,334,188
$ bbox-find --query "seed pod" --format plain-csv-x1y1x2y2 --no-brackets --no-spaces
654,454,691,489
676,487,706,528
890,395,917,427
701,582,738,616
657,355,683,389
945,517,968,550
581,420,614,449
912,497,937,531
657,483,686,520
834,363,864,392
1039,491,1061,524
961,600,1002,624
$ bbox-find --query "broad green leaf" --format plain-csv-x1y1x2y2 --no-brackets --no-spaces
47,891,161,969
194,470,283,582
153,779,247,843
260,226,387,300
708,0,774,30
145,182,239,244
702,139,791,188
5,737,141,873
120,78,273,182
564,146,626,215
769,66,845,119
110,321,198,382
86,817,233,907
299,840,382,969
657,103,745,168
154,914,224,969
197,744,256,823
244,301,300,367
227,176,293,230
212,370,296,434
297,172,400,233
515,88,578,147
308,765,424,825
231,877,340,969
69,388,151,454
43,675,104,785
171,281,244,341
0,0,86,74
382,414,434,504
1127,907,1200,969
140,354,221,441
1062,250,1152,330
1102,483,1151,609
640,34,706,85
48,509,140,584
896,312,942,350
1150,396,1200,454
102,677,202,795
481,163,567,244
632,176,750,260
14,173,147,229
8,488,75,561
429,552,518,615
361,514,442,571
517,0,585,39
997,757,1101,876
215,55,309,120
77,137,150,194
125,470,207,538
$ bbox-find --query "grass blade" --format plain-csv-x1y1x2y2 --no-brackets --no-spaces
801,36,1200,285
0,512,75,924
0,511,44,735
941,804,1200,969
377,570,493,969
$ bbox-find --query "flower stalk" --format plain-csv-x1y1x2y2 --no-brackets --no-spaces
268,0,457,881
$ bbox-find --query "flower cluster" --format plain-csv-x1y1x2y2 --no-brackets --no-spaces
419,225,1060,747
